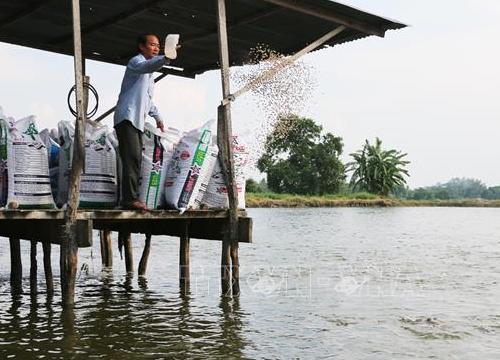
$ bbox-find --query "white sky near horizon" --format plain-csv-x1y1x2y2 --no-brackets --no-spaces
1,0,499,188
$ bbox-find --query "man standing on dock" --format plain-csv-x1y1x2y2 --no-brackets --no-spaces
114,34,176,210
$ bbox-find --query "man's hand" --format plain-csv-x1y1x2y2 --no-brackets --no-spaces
156,120,165,132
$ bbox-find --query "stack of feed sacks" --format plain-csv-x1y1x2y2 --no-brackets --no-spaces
2,115,55,209
202,135,248,209
163,120,218,213
138,122,180,209
58,121,118,208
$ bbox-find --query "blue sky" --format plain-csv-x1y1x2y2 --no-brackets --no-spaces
1,0,499,188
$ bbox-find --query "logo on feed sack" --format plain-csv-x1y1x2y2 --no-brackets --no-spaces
97,133,106,146
23,123,38,140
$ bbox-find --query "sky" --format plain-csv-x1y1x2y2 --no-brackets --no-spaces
1,0,499,188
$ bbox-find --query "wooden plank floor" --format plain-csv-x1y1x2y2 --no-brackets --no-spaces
0,209,252,245
0,209,246,220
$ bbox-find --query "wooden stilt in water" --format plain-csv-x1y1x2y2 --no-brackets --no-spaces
120,232,134,275
99,230,113,268
42,242,54,296
60,0,85,306
221,234,232,296
138,234,151,277
60,224,79,305
230,240,240,296
9,238,22,295
179,222,190,290
30,240,37,295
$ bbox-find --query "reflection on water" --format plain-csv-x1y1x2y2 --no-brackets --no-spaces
0,272,248,359
1,207,500,358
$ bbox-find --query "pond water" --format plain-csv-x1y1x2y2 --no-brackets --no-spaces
1,207,500,359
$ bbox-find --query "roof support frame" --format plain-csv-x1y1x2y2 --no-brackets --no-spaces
260,0,385,37
223,25,346,105
0,0,51,30
50,0,164,45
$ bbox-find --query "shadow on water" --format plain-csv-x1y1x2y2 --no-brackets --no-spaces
1,271,250,358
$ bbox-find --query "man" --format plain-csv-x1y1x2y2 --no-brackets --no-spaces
114,34,174,210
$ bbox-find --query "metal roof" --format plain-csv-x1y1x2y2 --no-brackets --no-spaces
0,0,405,78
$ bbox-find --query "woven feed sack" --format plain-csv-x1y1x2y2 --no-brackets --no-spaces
57,121,118,208
40,129,60,203
139,123,180,209
202,135,249,209
107,129,122,205
0,108,9,207
163,120,218,213
6,116,55,209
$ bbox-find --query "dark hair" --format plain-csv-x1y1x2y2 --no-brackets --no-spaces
136,33,160,53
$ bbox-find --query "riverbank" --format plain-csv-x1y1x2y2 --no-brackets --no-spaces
246,192,500,208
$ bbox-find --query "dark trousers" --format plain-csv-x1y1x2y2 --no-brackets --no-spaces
115,120,143,205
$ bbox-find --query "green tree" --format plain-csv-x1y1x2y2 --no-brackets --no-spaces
257,115,345,195
482,186,500,200
245,178,268,193
245,179,261,193
409,178,491,200
347,138,410,196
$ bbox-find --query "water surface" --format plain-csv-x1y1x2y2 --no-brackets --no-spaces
1,207,499,359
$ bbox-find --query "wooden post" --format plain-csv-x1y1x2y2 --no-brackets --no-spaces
99,230,113,268
216,0,240,296
30,240,37,295
9,238,22,295
61,0,85,306
120,232,134,275
179,221,190,290
42,242,54,296
138,234,151,277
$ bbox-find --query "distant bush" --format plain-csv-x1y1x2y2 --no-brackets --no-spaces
245,178,268,193
395,178,500,200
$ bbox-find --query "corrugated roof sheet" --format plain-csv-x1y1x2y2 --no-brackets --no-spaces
0,0,405,77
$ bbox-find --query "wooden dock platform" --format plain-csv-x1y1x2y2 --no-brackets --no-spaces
0,209,252,245
0,209,252,300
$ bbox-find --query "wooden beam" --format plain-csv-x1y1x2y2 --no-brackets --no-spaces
61,0,85,306
92,216,253,243
0,209,247,220
260,0,385,37
216,0,240,297
0,1,51,30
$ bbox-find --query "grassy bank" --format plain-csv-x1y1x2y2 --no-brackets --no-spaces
246,192,500,208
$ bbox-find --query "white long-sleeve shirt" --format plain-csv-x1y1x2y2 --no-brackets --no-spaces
114,53,169,132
